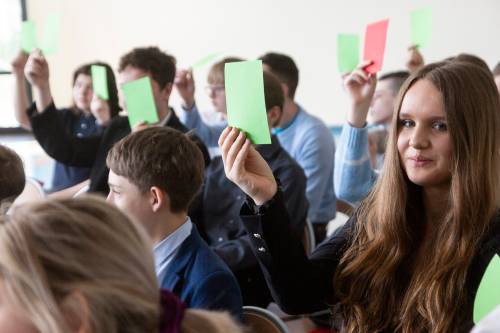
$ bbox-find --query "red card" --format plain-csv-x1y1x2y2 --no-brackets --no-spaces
363,19,390,74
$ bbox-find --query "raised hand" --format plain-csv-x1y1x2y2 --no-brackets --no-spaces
11,51,28,77
343,61,377,128
219,127,277,205
406,45,424,73
174,69,195,109
24,50,50,89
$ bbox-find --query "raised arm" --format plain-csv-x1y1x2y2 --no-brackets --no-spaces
219,127,349,314
176,69,225,148
23,51,102,167
11,51,31,130
334,62,379,205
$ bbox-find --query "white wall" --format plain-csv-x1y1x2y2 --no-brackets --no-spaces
27,0,500,125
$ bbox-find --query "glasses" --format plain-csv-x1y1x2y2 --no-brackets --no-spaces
205,85,225,95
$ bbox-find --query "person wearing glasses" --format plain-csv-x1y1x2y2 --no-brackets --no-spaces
175,57,243,150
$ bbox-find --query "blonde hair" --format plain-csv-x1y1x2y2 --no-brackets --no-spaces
335,61,500,332
0,197,244,333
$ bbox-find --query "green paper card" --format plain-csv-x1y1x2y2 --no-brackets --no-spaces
224,60,271,145
411,8,432,48
21,21,37,53
91,65,109,100
122,77,159,128
337,34,360,73
41,13,61,55
191,53,219,70
474,255,500,323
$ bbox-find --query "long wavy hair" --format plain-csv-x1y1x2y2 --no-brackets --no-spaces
334,61,500,332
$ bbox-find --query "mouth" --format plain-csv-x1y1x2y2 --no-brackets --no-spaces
408,156,433,167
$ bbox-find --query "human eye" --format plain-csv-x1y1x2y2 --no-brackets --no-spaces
432,121,448,132
399,119,414,128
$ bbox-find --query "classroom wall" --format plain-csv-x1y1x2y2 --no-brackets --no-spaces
27,0,500,125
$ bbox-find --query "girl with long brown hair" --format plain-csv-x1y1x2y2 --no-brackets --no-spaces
218,60,500,332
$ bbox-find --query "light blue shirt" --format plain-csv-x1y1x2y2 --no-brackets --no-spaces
179,103,227,151
154,218,193,283
275,104,336,223
334,123,379,206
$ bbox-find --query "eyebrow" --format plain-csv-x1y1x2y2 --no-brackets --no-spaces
399,111,446,122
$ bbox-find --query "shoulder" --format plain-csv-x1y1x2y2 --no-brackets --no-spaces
294,110,334,145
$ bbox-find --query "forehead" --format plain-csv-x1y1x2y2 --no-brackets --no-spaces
74,73,92,84
118,66,149,85
108,170,136,189
400,79,445,118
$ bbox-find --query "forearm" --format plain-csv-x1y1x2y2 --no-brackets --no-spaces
32,83,53,113
13,72,31,130
241,191,336,314
47,179,89,198
334,124,377,205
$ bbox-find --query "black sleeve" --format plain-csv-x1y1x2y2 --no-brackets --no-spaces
28,103,102,168
241,189,353,314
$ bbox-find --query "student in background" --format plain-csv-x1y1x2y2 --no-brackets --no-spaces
0,145,25,205
176,57,243,150
0,196,243,333
259,52,335,243
24,46,209,195
106,127,243,318
220,61,500,332
11,51,120,192
334,66,409,205
492,62,500,94
190,71,308,307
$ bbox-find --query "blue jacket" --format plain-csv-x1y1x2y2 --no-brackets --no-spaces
159,225,243,319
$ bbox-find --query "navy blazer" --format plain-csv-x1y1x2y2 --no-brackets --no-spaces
159,225,243,320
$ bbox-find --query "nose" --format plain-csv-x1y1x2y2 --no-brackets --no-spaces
409,124,430,149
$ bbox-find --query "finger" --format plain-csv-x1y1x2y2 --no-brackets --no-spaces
225,130,246,172
218,127,232,147
220,127,239,166
232,138,251,180
357,60,373,70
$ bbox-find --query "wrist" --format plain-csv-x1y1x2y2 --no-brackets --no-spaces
182,98,195,110
347,105,369,128
253,182,278,206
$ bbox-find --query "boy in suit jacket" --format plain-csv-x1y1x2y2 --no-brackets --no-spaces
105,126,242,319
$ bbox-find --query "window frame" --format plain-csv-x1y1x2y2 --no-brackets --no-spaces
0,0,31,135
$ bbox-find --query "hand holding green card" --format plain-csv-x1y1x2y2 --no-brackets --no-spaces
474,255,500,323
337,34,360,73
411,8,432,48
224,60,271,145
91,65,109,100
122,77,159,128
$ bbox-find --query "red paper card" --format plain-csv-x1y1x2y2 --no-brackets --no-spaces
363,19,389,74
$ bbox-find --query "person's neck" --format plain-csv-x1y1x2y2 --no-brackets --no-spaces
423,184,450,227
150,210,188,245
157,106,171,124
277,98,298,128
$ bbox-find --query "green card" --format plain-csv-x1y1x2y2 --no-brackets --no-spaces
40,13,61,55
191,53,219,70
91,65,109,100
224,60,271,145
337,34,360,73
21,21,37,53
411,8,432,48
122,77,159,128
474,255,500,323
